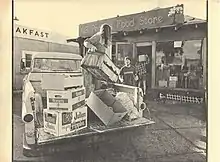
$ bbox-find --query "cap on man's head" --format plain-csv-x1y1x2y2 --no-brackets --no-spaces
125,57,131,61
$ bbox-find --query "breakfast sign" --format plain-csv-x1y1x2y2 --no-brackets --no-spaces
79,5,184,37
14,24,74,45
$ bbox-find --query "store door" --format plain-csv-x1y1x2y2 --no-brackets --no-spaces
136,45,152,88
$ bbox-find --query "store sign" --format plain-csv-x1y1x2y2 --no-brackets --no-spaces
14,24,76,45
79,5,184,37
14,24,50,40
15,26,49,38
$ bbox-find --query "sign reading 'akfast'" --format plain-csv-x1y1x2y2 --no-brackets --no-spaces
14,24,50,40
79,5,184,37
15,26,49,38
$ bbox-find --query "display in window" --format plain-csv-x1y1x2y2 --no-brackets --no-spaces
155,39,204,90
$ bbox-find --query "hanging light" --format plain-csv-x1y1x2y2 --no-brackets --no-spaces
195,24,198,28
139,30,143,34
156,28,161,33
123,32,127,36
174,26,178,31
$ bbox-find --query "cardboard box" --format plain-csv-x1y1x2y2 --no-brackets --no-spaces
169,76,178,82
169,80,177,88
138,55,147,62
64,74,84,88
47,87,86,111
43,106,87,136
158,80,168,87
71,105,88,131
86,89,127,126
42,74,65,90
81,53,120,82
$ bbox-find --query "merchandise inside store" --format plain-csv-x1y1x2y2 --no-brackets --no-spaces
155,39,204,90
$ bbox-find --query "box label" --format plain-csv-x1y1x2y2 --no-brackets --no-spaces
72,100,85,110
72,89,85,98
70,120,86,130
49,98,68,103
62,112,73,126
49,107,69,111
74,111,86,120
45,113,57,124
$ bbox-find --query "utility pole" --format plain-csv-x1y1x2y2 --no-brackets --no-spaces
13,16,19,21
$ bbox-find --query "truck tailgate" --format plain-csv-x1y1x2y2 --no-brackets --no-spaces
37,117,154,145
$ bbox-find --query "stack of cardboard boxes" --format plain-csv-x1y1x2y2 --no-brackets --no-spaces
42,74,87,137
81,52,120,82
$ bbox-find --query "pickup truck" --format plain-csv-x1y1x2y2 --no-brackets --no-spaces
21,51,154,157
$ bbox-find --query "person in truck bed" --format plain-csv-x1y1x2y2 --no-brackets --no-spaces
82,24,112,90
83,23,112,55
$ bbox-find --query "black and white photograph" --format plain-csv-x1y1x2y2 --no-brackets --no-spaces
12,0,208,161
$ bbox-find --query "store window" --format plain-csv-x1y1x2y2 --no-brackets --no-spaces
116,42,134,68
155,39,204,90
25,54,32,67
21,51,39,69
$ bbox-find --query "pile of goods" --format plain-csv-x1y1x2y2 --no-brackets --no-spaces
114,92,140,121
81,52,120,82
43,87,87,137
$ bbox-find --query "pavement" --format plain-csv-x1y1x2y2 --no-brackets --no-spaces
13,92,207,162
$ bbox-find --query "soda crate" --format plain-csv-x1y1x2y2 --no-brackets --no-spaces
47,87,86,111
43,106,87,136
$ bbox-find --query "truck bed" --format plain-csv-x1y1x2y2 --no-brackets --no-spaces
37,117,154,145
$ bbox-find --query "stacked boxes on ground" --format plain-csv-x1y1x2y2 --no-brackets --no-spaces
43,87,87,136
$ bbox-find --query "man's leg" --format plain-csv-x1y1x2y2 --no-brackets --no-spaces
143,79,146,95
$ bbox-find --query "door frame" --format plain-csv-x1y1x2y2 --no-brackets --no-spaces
135,41,156,88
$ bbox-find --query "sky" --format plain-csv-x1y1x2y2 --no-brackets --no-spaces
14,0,207,38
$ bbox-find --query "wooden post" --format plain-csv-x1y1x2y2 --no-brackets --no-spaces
151,41,156,88
202,37,207,91
202,38,208,100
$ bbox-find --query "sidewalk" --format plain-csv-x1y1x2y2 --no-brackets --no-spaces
137,100,207,161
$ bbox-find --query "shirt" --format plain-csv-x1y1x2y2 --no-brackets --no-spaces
135,62,147,76
119,65,136,86
84,32,111,56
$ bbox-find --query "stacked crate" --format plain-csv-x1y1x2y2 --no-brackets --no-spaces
81,52,120,83
43,87,87,136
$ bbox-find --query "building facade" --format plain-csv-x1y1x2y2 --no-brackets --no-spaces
13,23,79,90
77,5,207,104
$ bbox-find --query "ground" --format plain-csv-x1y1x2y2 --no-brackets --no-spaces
13,92,207,162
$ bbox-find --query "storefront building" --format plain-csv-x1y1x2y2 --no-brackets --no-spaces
13,23,79,90
76,5,207,104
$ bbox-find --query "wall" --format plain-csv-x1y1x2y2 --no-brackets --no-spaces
122,25,206,43
13,37,79,90
113,24,206,91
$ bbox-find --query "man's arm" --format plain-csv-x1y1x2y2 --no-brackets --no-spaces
119,67,124,83
83,33,100,51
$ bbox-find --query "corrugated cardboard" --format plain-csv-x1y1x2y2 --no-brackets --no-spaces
41,74,64,90
64,75,84,88
158,80,168,87
43,109,73,136
138,55,147,62
169,80,177,88
169,76,178,81
86,89,127,126
71,105,87,131
43,106,87,136
47,87,86,111
81,52,119,82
